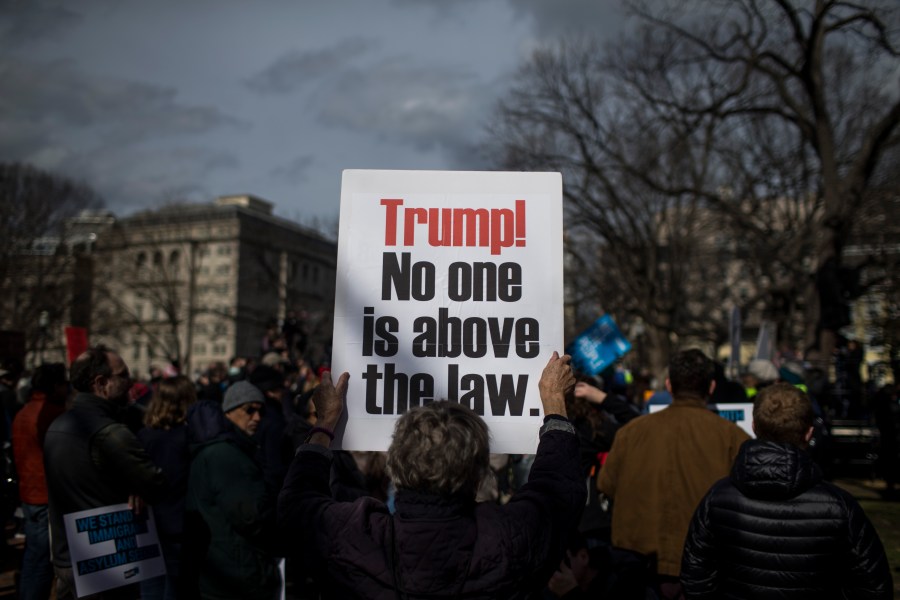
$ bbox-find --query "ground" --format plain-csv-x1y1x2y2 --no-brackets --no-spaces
1,483,897,598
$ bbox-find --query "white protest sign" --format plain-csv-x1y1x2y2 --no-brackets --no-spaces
649,402,755,438
63,503,166,597
333,170,564,454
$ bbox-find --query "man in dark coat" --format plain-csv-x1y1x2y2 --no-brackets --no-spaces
185,381,280,600
278,352,586,600
681,383,892,599
44,346,167,600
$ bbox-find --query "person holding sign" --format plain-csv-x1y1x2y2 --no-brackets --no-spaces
278,352,585,599
44,346,167,600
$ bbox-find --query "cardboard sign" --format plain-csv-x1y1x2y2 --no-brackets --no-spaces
649,402,754,437
63,504,165,597
332,170,564,453
566,315,631,376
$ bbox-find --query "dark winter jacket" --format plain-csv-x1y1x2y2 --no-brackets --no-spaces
183,400,280,600
44,392,167,567
137,423,190,539
681,439,892,599
278,426,586,600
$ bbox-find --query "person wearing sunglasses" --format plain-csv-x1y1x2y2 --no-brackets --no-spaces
44,346,167,600
183,381,280,600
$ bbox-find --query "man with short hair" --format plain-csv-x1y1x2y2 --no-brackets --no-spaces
44,346,166,600
681,383,892,598
278,352,586,599
597,349,750,599
185,380,280,600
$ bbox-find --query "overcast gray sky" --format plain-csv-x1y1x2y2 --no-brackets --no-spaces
0,0,626,228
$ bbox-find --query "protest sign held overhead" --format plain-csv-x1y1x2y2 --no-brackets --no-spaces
567,315,632,377
63,503,166,597
333,170,564,453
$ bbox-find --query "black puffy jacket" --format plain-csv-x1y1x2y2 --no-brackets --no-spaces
681,439,892,599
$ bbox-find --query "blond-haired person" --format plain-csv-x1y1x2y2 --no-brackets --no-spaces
681,383,892,598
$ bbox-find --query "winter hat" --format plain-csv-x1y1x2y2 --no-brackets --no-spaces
747,359,779,383
261,352,287,368
222,381,264,413
778,360,805,386
248,364,284,393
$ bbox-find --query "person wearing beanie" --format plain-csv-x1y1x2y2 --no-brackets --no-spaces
183,380,279,599
248,367,292,494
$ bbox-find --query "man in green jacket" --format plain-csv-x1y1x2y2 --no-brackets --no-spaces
185,381,280,600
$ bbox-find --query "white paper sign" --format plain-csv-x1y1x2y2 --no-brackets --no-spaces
333,170,564,453
649,402,755,438
63,503,166,597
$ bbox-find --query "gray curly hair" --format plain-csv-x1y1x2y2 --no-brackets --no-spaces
386,401,490,498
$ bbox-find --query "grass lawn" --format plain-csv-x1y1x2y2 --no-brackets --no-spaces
858,499,900,597
834,478,900,596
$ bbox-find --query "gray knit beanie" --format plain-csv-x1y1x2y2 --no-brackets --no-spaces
222,381,264,413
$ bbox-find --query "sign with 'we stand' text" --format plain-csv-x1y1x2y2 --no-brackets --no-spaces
332,170,564,454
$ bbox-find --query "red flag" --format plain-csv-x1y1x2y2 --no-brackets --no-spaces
65,327,89,366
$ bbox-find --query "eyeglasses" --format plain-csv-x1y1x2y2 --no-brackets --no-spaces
112,369,131,381
242,404,264,417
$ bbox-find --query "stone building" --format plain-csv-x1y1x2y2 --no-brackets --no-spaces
90,195,336,377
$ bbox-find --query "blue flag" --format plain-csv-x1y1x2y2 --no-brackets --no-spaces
566,315,632,376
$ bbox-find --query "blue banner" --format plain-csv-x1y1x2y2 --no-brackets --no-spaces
566,315,632,376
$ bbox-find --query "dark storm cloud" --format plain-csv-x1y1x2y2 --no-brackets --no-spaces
0,2,81,46
271,155,315,184
65,144,241,209
0,55,244,209
390,0,623,40
506,0,625,39
0,58,243,147
245,37,377,94
313,56,487,157
0,57,244,166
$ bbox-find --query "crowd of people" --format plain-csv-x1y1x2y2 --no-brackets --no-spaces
0,327,895,599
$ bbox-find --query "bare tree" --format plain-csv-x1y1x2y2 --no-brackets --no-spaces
488,0,899,376
0,163,104,364
623,0,900,367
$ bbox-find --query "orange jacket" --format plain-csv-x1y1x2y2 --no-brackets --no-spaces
12,392,65,505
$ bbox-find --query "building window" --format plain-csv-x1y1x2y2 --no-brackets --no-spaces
193,343,207,355
153,251,163,267
169,250,181,269
312,266,319,283
135,304,144,319
216,264,231,276
136,252,147,268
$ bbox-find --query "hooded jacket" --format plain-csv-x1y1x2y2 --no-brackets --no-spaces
277,426,586,600
681,439,892,599
183,400,280,600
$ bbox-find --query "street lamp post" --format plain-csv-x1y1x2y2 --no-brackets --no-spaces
38,310,49,365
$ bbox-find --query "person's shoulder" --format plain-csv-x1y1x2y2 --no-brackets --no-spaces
93,420,141,448
815,480,863,511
